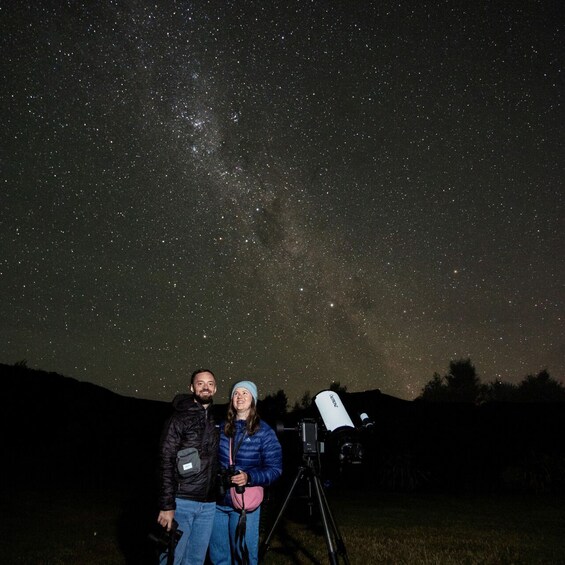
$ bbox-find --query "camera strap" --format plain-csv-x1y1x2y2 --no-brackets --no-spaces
229,434,250,565
235,507,249,565
166,521,178,565
229,430,247,465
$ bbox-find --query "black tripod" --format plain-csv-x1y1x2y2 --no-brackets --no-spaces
261,453,350,565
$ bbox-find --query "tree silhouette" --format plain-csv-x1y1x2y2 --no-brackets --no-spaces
258,389,288,423
420,362,565,403
418,358,480,402
445,358,481,402
480,380,519,403
420,373,450,402
517,369,565,402
329,381,347,395
292,390,312,412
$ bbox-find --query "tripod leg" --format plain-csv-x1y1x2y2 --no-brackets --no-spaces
311,475,339,565
260,467,305,560
312,475,350,565
317,479,350,565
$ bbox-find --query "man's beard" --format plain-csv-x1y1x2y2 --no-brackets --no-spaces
194,391,213,405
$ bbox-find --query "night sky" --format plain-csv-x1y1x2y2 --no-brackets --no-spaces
2,1,563,404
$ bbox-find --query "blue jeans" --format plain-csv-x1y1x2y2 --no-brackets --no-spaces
160,498,216,565
209,504,261,565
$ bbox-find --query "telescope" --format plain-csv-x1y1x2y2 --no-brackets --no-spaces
262,390,372,564
312,389,368,464
314,390,355,432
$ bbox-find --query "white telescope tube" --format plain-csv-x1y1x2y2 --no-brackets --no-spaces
313,390,355,433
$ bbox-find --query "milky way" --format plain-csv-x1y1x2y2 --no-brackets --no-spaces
2,1,563,403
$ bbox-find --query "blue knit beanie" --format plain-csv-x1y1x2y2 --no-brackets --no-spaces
231,380,258,403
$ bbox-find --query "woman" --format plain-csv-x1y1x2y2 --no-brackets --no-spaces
209,381,282,565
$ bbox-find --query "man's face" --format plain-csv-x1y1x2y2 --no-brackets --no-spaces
191,371,217,404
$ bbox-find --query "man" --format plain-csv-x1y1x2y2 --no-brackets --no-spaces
157,369,219,565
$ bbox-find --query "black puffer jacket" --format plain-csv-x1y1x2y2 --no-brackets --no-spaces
158,394,219,510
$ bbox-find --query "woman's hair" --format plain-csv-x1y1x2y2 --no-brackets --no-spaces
224,399,260,437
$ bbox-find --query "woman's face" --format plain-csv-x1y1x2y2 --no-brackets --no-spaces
232,387,253,416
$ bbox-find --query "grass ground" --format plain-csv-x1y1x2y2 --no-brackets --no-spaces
1,486,564,564
261,489,565,564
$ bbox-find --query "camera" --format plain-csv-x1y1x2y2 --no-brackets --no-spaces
300,419,319,455
148,520,183,552
227,464,246,494
219,465,245,495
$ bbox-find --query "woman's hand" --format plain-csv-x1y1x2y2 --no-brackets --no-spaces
231,470,248,487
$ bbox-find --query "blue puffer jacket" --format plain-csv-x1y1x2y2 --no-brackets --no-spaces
218,418,282,506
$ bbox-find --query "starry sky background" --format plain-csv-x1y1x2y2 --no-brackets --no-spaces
2,1,563,404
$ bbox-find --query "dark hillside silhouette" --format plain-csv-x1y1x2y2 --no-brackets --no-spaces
1,363,230,564
335,389,565,493
2,364,232,489
2,363,564,565
1,363,174,492
3,363,565,497
1,363,236,490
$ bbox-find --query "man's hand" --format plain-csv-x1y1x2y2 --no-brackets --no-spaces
158,509,175,531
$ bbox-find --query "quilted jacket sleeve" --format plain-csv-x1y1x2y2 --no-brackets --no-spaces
158,412,182,511
244,421,283,487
